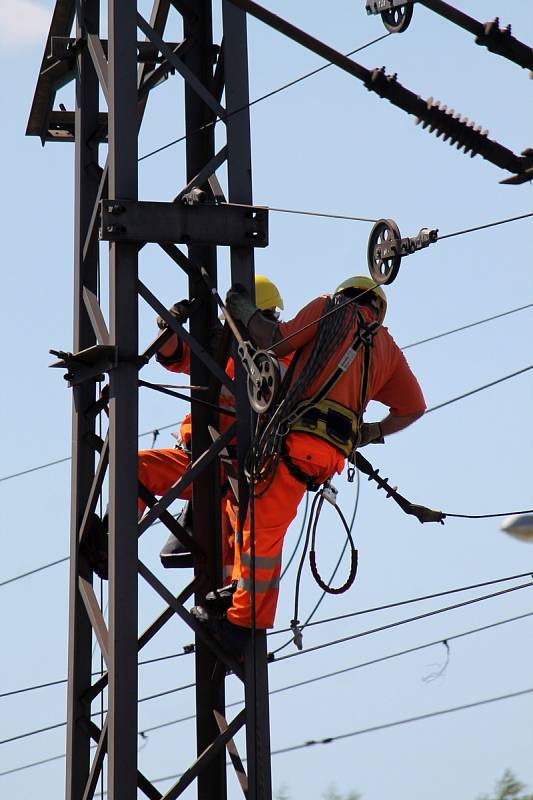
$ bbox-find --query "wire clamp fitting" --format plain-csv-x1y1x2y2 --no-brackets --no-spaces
367,218,438,285
322,481,338,506
290,619,304,651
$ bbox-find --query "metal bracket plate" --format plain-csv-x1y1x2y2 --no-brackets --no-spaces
50,344,118,386
99,200,269,247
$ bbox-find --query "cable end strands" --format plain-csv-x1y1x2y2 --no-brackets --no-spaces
367,218,438,284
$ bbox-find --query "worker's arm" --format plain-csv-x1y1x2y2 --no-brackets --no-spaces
155,299,191,370
379,410,425,437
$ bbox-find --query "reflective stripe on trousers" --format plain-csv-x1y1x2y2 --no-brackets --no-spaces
227,432,344,629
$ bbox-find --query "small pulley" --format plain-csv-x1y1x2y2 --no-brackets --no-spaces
365,1,414,34
367,217,438,285
243,347,280,414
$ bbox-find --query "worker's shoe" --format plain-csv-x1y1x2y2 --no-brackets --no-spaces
191,605,249,662
80,513,109,580
159,502,193,569
204,581,238,615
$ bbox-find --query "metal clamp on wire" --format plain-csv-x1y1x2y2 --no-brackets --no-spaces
290,619,303,651
367,218,438,284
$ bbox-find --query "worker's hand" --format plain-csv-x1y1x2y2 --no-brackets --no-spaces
157,299,191,330
358,422,384,447
225,284,259,327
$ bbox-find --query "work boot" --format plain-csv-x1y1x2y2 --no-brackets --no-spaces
80,513,109,580
159,502,193,569
191,605,250,661
204,581,238,616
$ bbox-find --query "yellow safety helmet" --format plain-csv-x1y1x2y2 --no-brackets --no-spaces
255,275,284,311
334,275,387,324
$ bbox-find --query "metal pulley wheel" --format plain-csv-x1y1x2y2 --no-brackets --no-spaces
246,350,280,414
367,218,402,285
381,3,413,33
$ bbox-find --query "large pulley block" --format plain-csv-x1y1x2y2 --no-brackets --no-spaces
241,346,280,414
367,218,438,284
365,0,414,33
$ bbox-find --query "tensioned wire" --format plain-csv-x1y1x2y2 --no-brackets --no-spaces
2,225,532,488
3,570,530,699
2,354,532,590
4,674,533,779
2,576,531,747
138,32,392,163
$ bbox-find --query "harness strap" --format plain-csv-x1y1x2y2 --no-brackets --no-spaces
287,310,379,430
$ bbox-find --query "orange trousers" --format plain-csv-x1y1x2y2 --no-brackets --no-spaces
226,433,345,629
138,447,235,578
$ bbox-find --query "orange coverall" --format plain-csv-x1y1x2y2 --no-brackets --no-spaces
226,296,426,629
138,341,237,577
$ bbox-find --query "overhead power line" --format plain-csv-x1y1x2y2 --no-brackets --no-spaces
139,32,391,162
270,570,533,635
267,687,533,758
4,571,528,700
147,688,533,785
439,211,533,241
425,363,533,414
271,579,533,662
0,557,69,589
4,580,531,747
139,608,533,738
0,421,180,484
401,301,533,350
4,608,532,774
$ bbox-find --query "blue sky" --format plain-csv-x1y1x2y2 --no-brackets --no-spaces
1,1,533,799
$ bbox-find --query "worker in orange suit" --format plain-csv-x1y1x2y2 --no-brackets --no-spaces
221,276,426,633
137,275,286,575
82,276,285,581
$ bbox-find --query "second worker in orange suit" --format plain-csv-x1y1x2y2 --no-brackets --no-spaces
221,276,426,634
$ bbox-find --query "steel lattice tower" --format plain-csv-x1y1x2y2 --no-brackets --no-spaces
27,2,272,798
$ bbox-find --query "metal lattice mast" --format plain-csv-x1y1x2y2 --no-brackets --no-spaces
28,1,272,799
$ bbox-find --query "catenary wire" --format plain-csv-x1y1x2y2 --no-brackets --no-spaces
266,688,533,757
0,557,69,588
4,285,532,490
0,648,192,700
5,609,532,775
424,363,533,414
4,581,531,746
138,33,391,162
439,211,533,241
270,570,533,636
401,301,533,350
124,608,533,738
271,579,533,662
4,571,529,700
0,421,180,484
4,344,533,587
147,688,533,784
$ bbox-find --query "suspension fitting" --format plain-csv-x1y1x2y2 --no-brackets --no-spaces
367,218,438,284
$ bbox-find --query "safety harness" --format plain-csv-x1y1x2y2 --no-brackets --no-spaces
285,309,381,462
